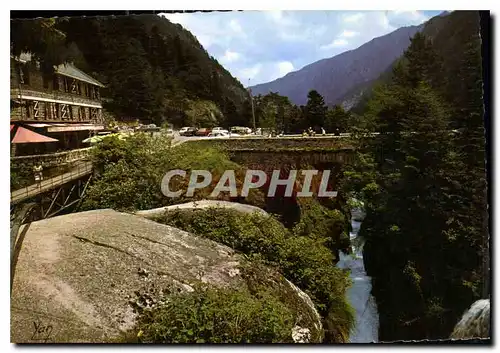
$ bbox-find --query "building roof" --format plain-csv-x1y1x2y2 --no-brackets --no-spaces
13,52,105,88
11,126,59,144
55,63,105,88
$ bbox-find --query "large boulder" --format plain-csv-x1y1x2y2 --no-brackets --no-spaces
135,200,269,219
450,299,490,339
11,209,321,343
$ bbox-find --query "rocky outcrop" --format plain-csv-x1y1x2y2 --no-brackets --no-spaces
285,279,323,337
450,299,490,339
11,209,322,343
135,200,269,220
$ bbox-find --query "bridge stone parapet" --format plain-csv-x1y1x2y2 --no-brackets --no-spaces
183,136,355,178
229,150,354,173
184,136,354,153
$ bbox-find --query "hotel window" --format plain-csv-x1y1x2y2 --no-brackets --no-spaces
97,108,103,123
53,76,60,91
33,101,40,119
61,104,69,120
24,101,31,119
71,79,77,94
77,106,85,121
53,103,58,120
45,103,51,120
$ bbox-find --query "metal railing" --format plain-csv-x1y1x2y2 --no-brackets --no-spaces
10,161,93,205
10,88,102,109
11,147,92,168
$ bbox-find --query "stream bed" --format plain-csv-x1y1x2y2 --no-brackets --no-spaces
336,208,380,343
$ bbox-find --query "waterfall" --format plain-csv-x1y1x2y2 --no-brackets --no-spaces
450,299,490,340
336,205,379,343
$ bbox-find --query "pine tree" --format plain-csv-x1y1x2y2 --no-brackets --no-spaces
325,105,352,133
305,90,327,129
107,37,159,120
343,28,487,340
404,32,444,89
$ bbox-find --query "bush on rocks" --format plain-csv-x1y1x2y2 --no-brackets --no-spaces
155,208,355,342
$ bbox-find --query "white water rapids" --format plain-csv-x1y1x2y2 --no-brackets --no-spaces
336,207,380,343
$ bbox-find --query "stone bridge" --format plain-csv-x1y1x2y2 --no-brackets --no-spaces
182,136,355,171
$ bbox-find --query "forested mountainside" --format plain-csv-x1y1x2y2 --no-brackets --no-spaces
347,10,476,114
11,15,249,127
340,10,486,341
249,24,423,106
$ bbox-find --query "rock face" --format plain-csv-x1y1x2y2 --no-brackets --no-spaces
11,209,321,343
135,200,269,219
450,299,490,339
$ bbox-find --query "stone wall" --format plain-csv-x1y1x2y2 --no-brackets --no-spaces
187,136,353,152
229,150,353,172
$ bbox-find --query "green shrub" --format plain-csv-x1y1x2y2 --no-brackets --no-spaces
293,198,350,253
156,208,355,342
132,286,295,343
81,134,265,211
10,164,34,191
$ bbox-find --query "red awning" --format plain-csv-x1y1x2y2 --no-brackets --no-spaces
11,126,59,144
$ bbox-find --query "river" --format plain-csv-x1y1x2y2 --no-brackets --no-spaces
336,207,380,343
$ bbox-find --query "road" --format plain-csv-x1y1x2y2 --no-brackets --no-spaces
170,131,356,146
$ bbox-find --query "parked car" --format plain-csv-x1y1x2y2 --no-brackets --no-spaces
179,127,191,135
182,127,198,136
195,128,212,136
231,126,252,135
208,131,229,137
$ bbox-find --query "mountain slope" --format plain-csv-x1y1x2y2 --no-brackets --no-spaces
11,15,249,126
249,24,423,106
345,10,474,114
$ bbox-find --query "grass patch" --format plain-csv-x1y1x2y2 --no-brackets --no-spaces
133,285,296,343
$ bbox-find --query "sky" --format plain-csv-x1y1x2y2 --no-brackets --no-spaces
160,10,443,86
